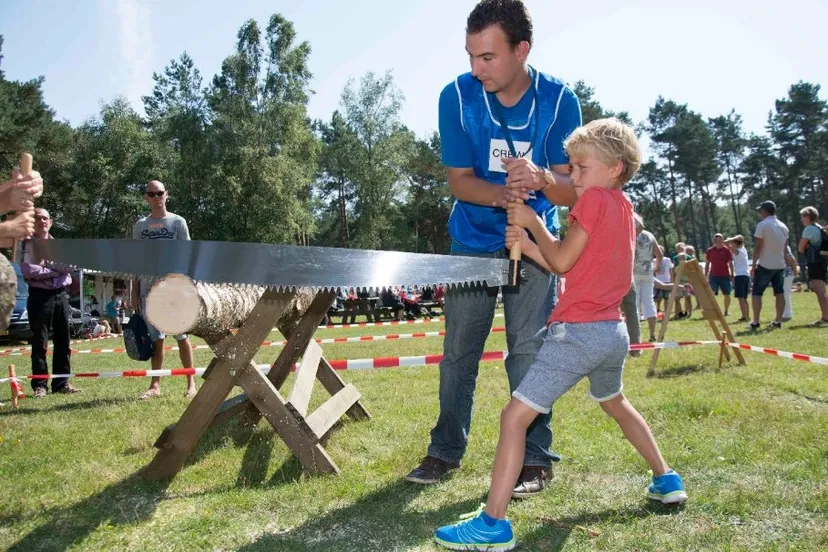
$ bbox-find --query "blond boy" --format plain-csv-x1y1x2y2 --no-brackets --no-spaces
434,119,686,551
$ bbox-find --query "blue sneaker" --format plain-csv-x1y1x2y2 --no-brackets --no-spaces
648,469,688,504
434,504,516,551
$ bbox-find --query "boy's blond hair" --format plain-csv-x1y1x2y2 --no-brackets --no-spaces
564,117,641,187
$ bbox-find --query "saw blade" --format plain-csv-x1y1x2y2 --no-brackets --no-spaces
30,239,511,291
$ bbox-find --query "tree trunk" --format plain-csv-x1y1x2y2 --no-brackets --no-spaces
726,166,742,235
685,183,699,249
0,255,17,332
822,174,828,215
667,160,683,240
338,175,349,248
144,274,316,342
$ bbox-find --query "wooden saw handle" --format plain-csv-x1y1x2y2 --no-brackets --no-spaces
11,153,33,262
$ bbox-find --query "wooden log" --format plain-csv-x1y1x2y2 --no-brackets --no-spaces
144,274,315,341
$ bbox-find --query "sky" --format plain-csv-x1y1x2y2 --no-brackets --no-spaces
2,0,827,153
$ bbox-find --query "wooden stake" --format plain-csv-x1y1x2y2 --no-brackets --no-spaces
8,364,24,409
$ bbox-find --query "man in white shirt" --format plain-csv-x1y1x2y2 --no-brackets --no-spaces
751,200,789,330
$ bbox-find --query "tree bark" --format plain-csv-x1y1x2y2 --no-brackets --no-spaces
144,274,316,342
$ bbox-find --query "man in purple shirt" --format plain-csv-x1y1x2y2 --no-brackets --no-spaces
21,208,79,397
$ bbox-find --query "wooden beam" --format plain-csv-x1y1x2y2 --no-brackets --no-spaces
312,342,371,421
287,341,322,417
306,383,362,440
237,363,339,475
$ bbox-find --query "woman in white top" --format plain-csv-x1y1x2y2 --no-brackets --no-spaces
726,235,751,322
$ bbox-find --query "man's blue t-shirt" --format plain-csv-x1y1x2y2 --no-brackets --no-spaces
439,67,581,253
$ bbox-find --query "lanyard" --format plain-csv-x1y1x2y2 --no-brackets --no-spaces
488,68,539,160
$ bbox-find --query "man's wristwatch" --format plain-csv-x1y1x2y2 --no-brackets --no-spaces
539,169,556,192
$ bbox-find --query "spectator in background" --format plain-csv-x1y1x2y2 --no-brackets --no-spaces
673,245,695,319
750,200,789,330
434,284,445,307
726,235,751,322
89,296,100,317
654,245,673,313
105,293,123,334
21,208,79,397
131,179,197,399
632,214,661,342
798,206,828,325
380,287,405,321
670,242,685,275
704,233,735,317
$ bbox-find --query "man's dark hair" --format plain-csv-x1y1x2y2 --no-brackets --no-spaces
466,0,533,48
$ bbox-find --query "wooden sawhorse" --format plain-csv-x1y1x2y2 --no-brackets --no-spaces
143,288,370,480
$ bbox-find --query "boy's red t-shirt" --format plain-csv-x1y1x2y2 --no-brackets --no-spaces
549,187,635,324
705,246,733,277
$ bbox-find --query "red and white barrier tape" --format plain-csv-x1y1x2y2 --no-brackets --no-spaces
0,327,510,358
317,313,504,330
629,340,720,350
0,333,121,354
3,341,825,386
730,342,828,366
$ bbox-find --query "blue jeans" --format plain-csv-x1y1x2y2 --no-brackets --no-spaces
427,249,559,467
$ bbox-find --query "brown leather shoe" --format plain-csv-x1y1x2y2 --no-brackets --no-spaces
55,383,82,394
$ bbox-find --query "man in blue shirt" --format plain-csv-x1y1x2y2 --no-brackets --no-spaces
406,0,582,497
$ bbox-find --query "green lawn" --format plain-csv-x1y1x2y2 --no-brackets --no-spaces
0,293,826,551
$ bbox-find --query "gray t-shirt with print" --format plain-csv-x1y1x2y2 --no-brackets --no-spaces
132,213,190,241
133,213,190,299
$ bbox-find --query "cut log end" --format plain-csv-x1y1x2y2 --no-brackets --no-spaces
145,274,201,336
144,274,317,341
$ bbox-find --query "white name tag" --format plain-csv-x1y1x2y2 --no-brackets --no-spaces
488,138,531,173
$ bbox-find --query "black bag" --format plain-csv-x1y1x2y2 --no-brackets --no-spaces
818,225,828,260
123,313,153,361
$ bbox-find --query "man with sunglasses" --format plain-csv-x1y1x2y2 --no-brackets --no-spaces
131,180,197,399
405,0,582,497
21,208,79,397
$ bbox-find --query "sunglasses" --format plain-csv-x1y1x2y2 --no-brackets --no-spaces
145,191,165,198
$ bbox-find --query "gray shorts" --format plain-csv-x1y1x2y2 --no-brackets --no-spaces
140,286,188,343
513,321,629,413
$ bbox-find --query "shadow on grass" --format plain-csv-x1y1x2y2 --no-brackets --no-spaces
0,396,138,418
652,364,708,379
521,502,683,551
733,327,779,338
236,479,464,552
7,473,171,552
235,478,683,552
786,323,828,331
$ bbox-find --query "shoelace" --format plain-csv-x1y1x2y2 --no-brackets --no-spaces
455,503,486,523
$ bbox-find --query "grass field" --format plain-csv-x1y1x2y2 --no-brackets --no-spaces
0,293,826,551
